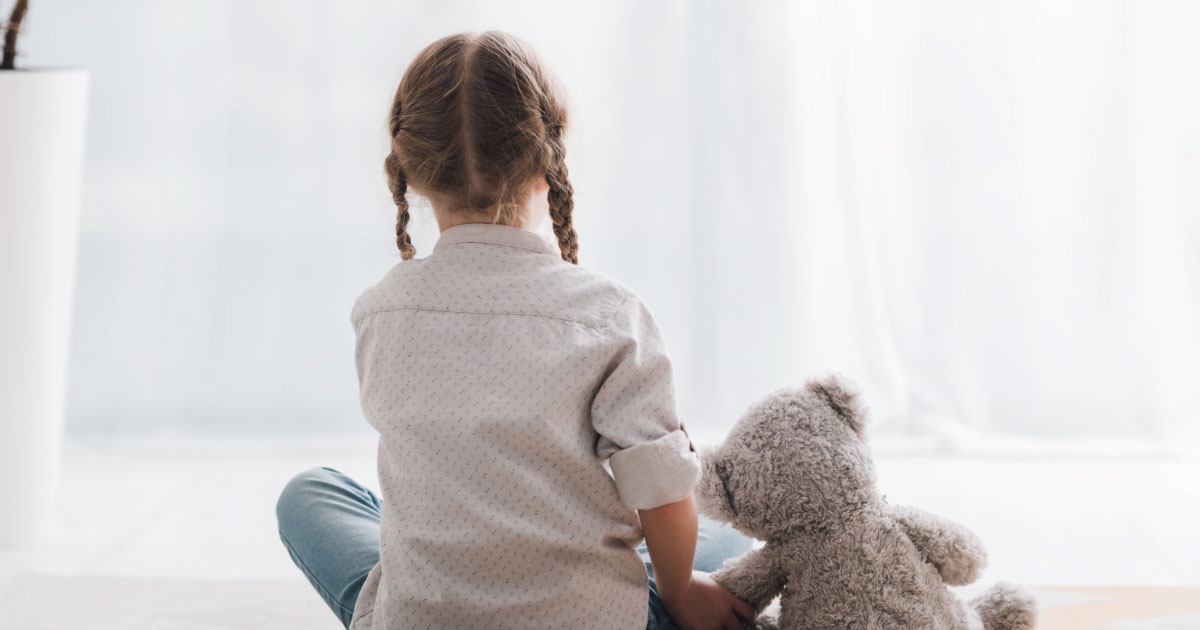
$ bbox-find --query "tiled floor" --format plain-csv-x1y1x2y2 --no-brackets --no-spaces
2,437,1197,590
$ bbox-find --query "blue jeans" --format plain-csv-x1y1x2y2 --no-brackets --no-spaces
275,466,755,630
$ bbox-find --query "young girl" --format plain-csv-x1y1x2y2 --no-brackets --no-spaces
275,31,759,630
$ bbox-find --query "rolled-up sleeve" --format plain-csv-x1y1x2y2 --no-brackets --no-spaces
591,290,701,511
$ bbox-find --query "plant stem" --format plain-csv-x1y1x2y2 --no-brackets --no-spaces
1,0,29,70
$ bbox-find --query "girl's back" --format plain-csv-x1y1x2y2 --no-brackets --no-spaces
348,220,694,628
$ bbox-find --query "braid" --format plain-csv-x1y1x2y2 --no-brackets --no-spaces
385,151,417,260
545,127,578,264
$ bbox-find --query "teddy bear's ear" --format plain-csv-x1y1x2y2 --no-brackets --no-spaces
805,372,869,439
694,445,738,523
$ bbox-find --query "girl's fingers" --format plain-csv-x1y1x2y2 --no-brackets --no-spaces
732,597,757,622
723,612,744,630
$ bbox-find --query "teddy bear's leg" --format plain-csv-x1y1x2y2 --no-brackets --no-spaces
888,503,989,586
968,582,1038,630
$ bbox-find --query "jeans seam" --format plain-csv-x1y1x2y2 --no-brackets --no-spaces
279,528,357,619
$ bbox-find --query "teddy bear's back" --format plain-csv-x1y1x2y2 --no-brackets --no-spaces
775,516,981,630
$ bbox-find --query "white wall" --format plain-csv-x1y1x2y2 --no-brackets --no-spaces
20,1,1200,451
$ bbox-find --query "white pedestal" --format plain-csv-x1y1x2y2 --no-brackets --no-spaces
0,68,89,547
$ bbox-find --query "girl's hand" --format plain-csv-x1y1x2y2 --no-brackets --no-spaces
660,570,758,630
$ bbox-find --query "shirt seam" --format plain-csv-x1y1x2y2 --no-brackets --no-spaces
605,291,633,329
436,239,558,255
352,305,608,331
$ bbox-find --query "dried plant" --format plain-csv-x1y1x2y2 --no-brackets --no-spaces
1,0,29,70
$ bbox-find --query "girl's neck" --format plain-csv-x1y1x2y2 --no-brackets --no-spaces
425,174,551,233
435,208,545,233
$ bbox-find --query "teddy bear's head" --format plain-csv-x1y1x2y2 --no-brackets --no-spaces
694,373,882,540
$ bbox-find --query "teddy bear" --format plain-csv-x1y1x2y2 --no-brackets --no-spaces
694,373,1039,630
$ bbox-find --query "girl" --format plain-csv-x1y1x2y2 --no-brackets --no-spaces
275,30,759,630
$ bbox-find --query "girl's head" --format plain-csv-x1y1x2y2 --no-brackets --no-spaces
385,31,578,263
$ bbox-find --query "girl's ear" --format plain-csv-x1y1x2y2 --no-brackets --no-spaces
694,445,737,523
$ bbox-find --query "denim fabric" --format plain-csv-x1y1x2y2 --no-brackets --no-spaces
276,467,384,628
276,466,755,630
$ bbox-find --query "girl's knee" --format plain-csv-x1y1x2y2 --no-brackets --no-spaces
694,517,756,572
709,520,754,556
276,466,342,527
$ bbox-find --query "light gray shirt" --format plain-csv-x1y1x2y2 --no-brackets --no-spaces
347,222,702,630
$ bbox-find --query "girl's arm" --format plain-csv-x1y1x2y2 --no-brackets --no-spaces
639,491,699,600
640,492,758,629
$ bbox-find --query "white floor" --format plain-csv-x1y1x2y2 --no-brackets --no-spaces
2,437,1198,589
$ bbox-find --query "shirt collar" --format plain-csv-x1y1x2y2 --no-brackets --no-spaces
432,222,561,257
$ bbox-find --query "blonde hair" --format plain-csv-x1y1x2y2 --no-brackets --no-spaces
384,31,578,263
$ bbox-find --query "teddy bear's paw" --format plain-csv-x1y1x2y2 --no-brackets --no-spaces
741,598,781,630
731,598,779,630
969,581,1038,630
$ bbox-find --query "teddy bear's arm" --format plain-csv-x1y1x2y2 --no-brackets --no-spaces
710,543,788,611
888,504,988,586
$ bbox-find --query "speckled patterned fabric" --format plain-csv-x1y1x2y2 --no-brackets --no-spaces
346,222,701,630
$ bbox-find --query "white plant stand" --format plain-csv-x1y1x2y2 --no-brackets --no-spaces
0,68,89,547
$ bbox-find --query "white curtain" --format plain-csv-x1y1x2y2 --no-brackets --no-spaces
669,0,1200,452
32,1,1198,451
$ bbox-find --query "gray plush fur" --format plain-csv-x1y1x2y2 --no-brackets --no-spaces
695,373,1039,630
